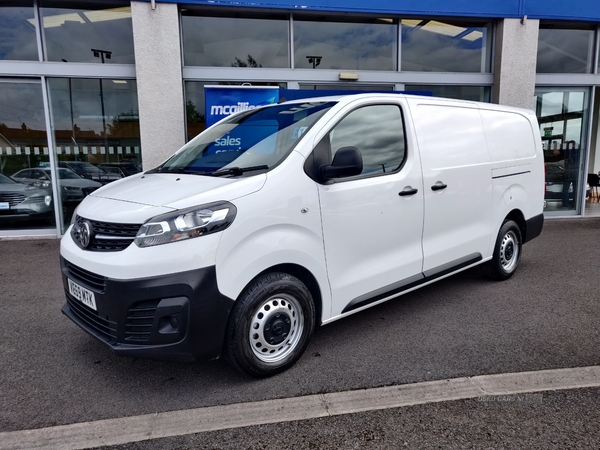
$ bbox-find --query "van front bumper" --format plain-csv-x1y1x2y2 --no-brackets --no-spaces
60,257,234,362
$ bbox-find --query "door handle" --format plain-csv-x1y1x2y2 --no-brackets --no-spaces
431,182,447,191
399,187,418,196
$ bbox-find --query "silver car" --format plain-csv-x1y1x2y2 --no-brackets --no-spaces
12,167,102,204
59,161,123,184
0,173,53,222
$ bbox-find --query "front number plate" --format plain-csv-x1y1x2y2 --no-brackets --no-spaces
68,278,97,311
0,202,9,210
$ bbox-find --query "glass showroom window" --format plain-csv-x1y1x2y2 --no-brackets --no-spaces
405,85,491,102
294,16,397,71
537,23,595,73
0,1,38,61
299,84,394,91
401,19,492,72
0,80,55,231
534,88,590,215
181,10,289,68
47,78,142,231
39,1,134,63
185,81,286,140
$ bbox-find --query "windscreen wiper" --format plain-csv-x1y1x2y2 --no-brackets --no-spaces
211,165,269,177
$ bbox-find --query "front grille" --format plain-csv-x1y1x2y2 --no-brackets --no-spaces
74,215,141,252
125,300,159,342
28,196,46,203
0,193,26,206
64,260,107,292
0,210,22,216
66,292,117,342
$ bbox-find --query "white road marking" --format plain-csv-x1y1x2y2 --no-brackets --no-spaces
1,365,599,450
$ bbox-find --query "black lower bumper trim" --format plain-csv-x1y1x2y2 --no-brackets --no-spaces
61,258,234,362
342,253,482,314
524,213,544,243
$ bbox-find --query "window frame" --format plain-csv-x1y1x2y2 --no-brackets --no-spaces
306,101,409,184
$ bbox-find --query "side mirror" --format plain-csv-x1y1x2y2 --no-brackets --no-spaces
319,146,363,181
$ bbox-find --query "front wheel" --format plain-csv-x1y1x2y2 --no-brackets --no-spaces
225,272,315,378
481,220,522,281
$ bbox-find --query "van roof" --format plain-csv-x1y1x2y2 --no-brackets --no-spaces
279,92,534,115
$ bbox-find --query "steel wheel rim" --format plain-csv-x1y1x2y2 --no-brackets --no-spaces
500,230,519,273
249,293,304,363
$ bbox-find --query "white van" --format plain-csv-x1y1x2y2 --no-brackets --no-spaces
60,94,544,377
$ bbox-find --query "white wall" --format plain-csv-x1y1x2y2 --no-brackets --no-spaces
131,1,186,170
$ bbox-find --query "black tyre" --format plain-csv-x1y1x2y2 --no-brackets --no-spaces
225,272,315,378
481,220,522,281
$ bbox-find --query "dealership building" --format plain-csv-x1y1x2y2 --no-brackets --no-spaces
1,0,600,238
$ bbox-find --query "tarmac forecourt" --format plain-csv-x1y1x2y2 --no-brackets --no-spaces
1,365,599,450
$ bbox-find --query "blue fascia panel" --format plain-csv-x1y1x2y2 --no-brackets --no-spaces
523,0,600,22
151,0,521,18
144,0,600,22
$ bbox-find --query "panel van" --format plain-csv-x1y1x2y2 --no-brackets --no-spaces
60,94,544,377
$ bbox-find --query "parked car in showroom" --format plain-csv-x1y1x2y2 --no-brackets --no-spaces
97,162,141,177
0,172,53,222
59,161,123,184
12,167,102,204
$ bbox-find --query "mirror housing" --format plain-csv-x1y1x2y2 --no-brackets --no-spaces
319,146,363,181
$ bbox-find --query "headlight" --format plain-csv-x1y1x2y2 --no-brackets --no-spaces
70,205,81,226
26,181,51,190
135,201,237,248
44,195,52,206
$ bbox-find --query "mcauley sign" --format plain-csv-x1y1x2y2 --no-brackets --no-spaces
204,86,279,127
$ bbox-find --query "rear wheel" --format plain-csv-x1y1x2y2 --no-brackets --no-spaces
225,272,315,378
481,220,522,280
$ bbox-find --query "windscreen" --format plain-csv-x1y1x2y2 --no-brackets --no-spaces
0,173,17,184
158,101,336,175
50,169,82,180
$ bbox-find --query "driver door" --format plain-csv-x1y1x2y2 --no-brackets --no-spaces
314,101,425,318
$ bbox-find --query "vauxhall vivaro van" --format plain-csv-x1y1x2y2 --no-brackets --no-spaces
60,94,544,377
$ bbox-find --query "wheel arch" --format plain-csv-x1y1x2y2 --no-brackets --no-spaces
244,263,324,326
481,213,524,281
504,208,526,241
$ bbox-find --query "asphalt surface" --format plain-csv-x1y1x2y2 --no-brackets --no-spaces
1,218,600,439
96,388,600,450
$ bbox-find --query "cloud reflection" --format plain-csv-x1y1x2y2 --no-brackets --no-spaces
330,105,405,173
